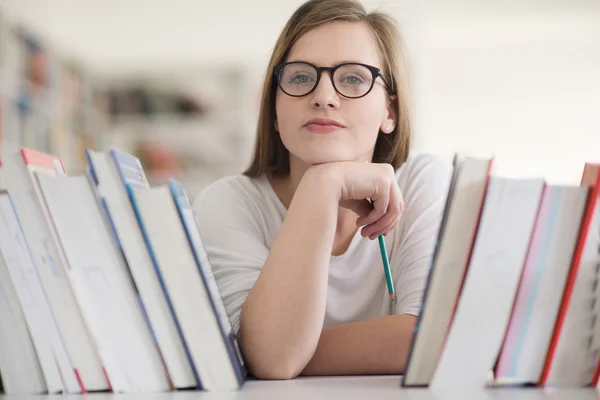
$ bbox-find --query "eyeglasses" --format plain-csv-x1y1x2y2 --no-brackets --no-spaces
273,61,393,99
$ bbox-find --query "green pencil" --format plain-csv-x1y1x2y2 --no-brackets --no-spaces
377,235,395,296
368,200,396,313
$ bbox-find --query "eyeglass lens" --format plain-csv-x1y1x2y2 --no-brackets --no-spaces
278,63,375,98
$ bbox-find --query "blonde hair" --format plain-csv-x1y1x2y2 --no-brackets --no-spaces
243,0,412,177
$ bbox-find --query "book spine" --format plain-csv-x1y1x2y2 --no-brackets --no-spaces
126,185,203,390
441,159,494,359
98,195,174,390
84,150,98,185
109,149,149,190
21,148,64,172
168,179,246,386
402,156,461,385
494,183,551,378
539,169,600,384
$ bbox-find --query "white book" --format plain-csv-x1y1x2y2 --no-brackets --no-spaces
35,173,171,393
129,181,243,391
85,149,197,389
495,185,588,383
0,220,46,394
169,179,245,387
543,164,600,387
2,149,106,393
431,177,545,388
403,155,492,386
0,189,66,394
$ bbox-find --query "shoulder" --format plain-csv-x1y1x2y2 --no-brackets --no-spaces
192,173,272,229
193,173,268,212
194,174,264,206
390,152,453,254
387,152,453,284
395,152,454,199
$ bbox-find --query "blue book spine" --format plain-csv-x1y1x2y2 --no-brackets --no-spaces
86,148,186,389
109,148,149,190
127,184,203,390
84,149,99,185
96,194,171,383
168,179,247,387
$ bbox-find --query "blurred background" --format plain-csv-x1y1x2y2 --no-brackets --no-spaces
0,0,598,199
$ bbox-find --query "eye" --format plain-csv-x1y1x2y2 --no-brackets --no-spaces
337,73,366,86
290,73,314,84
344,75,363,85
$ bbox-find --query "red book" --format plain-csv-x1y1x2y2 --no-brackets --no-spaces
21,148,66,174
539,163,600,386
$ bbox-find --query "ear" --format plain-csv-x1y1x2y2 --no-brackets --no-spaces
274,119,279,132
380,95,397,134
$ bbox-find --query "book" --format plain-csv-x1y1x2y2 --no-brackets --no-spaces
402,155,493,386
495,184,588,383
128,178,246,391
539,164,600,387
430,177,545,388
169,179,246,387
86,148,198,389
1,148,103,393
7,143,600,393
0,193,46,394
34,172,172,393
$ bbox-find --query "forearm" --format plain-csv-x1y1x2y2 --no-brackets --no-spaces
239,168,340,379
300,314,417,376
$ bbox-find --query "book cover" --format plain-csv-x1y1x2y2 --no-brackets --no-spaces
87,147,197,390
127,183,202,390
168,178,247,387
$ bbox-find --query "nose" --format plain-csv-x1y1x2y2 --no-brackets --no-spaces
310,72,340,110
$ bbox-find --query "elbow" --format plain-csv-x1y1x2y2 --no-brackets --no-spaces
239,331,307,380
249,358,304,380
238,305,317,380
242,339,306,380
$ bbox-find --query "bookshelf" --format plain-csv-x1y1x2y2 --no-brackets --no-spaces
98,66,260,200
0,10,108,175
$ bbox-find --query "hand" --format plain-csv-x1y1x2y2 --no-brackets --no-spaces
309,161,404,240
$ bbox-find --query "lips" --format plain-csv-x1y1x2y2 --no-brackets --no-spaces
304,117,345,134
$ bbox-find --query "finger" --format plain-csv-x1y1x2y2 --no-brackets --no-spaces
355,179,391,227
361,185,401,238
361,207,394,239
396,184,405,214
377,215,400,238
362,217,396,240
381,186,404,236
356,195,389,228
368,214,401,240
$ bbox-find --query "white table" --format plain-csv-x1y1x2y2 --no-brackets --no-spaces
2,376,600,399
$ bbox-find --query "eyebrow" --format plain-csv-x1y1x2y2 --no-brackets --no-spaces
286,59,367,67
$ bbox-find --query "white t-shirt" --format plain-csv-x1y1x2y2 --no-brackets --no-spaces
192,152,453,335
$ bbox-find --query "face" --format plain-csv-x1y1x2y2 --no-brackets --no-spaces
275,21,396,170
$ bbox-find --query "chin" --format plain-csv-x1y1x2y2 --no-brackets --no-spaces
297,149,357,165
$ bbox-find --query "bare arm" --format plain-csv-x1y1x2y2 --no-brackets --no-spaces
238,167,340,380
238,162,402,380
300,314,417,376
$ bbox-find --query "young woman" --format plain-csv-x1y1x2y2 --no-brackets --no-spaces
193,0,452,379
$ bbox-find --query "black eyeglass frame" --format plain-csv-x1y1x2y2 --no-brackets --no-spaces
273,61,395,99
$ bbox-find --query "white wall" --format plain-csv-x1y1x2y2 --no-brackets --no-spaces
2,0,599,184
412,4,600,185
